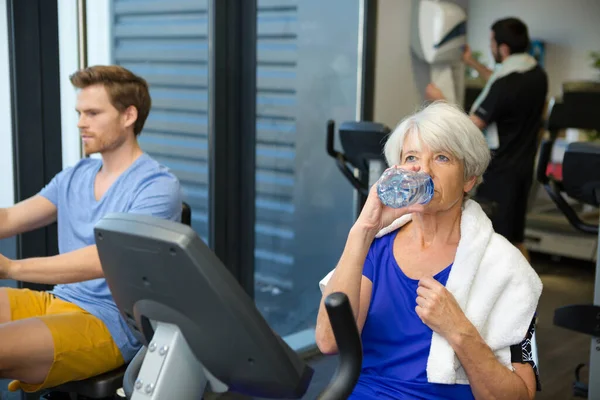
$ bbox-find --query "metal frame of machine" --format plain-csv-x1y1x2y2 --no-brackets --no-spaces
535,85,600,399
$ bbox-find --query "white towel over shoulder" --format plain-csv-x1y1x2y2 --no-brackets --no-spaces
318,200,543,385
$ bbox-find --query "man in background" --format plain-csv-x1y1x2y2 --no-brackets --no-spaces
426,17,548,261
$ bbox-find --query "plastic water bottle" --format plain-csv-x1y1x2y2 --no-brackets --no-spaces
376,168,434,208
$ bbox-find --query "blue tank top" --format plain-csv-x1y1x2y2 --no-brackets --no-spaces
349,230,475,399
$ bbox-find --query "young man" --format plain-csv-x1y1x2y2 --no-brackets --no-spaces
0,65,182,392
426,18,548,260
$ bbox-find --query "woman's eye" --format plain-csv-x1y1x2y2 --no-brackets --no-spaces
405,155,416,162
437,154,449,162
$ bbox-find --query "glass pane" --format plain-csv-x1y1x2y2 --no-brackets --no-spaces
255,1,361,343
110,0,210,243
0,3,16,288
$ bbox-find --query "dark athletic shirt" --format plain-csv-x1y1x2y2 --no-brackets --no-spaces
473,64,548,176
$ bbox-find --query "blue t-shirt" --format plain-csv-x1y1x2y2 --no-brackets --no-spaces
349,230,475,399
39,153,182,362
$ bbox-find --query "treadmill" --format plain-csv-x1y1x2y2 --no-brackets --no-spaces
536,88,600,398
94,214,363,399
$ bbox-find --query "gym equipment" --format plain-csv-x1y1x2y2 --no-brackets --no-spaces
326,119,390,217
525,143,599,263
410,0,467,104
536,87,600,398
36,203,193,400
525,84,600,262
93,212,362,399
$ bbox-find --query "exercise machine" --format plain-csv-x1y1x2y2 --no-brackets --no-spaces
536,88,600,398
525,85,600,262
525,161,599,263
326,120,390,218
34,204,192,400
93,212,362,399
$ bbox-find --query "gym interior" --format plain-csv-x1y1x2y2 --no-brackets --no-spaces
0,0,599,399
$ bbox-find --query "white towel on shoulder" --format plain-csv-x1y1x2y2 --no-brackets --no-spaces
318,199,543,385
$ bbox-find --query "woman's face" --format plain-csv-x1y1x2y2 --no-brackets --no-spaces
399,132,476,212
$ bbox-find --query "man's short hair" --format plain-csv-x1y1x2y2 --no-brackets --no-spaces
70,65,151,136
491,18,530,55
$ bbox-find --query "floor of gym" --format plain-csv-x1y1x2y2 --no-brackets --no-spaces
0,253,594,400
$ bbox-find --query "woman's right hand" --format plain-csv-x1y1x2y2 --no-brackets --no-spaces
354,169,424,238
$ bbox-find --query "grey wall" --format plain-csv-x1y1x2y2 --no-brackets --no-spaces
467,0,600,98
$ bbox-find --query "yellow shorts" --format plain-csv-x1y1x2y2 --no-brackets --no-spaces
5,288,125,393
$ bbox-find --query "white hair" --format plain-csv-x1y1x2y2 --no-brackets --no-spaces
383,101,491,198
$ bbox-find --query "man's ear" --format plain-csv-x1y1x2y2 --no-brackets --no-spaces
499,43,511,59
122,105,138,129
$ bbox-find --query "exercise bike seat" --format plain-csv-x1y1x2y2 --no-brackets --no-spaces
48,363,128,398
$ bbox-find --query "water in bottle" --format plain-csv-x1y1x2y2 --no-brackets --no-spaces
376,168,434,208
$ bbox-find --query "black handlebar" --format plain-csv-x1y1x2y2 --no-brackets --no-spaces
326,120,336,158
536,139,553,185
554,304,600,336
326,120,370,197
545,180,598,234
317,292,363,400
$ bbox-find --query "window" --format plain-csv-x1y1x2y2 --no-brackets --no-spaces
60,0,212,242
254,0,362,345
0,0,16,287
110,1,211,242
56,0,368,350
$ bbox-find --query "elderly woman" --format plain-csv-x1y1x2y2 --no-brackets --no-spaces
315,101,543,399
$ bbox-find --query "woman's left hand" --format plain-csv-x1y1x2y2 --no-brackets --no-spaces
415,277,472,340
